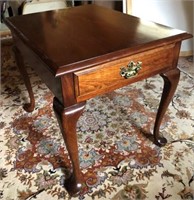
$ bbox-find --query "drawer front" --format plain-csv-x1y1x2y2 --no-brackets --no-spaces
74,44,175,102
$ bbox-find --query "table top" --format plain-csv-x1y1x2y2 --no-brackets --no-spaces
5,5,192,76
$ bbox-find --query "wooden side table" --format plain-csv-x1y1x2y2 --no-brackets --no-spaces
5,5,192,196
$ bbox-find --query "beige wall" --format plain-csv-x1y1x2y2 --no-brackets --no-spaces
128,0,193,55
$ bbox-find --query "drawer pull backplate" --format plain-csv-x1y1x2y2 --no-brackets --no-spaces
120,61,142,79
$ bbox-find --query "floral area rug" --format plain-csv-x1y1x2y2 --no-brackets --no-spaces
0,43,194,200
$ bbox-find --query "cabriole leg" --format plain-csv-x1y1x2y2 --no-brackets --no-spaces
153,68,180,146
53,97,86,196
13,46,35,112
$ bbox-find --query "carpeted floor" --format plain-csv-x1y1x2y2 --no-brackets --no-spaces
0,43,194,200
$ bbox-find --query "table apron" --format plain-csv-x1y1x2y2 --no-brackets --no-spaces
74,43,176,102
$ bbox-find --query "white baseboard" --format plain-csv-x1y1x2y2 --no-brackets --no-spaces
180,50,193,57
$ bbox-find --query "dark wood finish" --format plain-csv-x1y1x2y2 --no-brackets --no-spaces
53,97,86,196
12,45,35,112
4,5,192,77
154,68,180,146
12,34,63,104
5,4,192,196
154,42,182,146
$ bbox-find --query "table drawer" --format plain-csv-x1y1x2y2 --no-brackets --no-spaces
74,44,175,102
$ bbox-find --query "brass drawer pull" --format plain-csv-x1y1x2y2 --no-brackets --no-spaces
120,61,142,79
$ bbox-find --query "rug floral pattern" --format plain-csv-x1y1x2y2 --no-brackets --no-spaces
0,44,194,200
